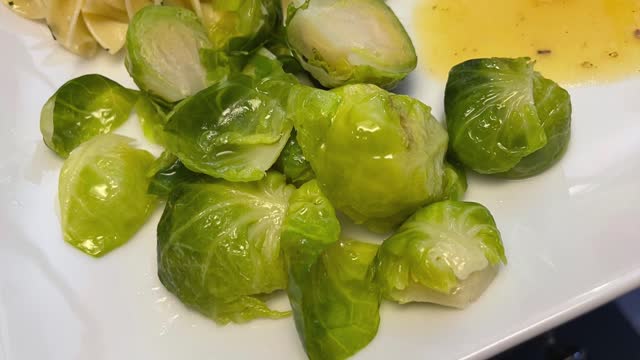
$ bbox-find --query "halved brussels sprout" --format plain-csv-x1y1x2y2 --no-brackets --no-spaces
273,130,314,186
289,83,448,232
40,74,138,158
281,180,380,360
162,66,295,181
285,0,417,89
375,201,506,308
445,57,572,177
157,172,294,324
146,151,209,197
125,5,212,102
199,0,278,52
59,134,156,257
441,162,467,201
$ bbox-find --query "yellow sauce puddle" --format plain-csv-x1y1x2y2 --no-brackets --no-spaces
415,0,640,85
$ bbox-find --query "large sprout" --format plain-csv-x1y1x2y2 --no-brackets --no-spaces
157,172,294,324
285,0,417,89
445,57,572,178
288,84,448,232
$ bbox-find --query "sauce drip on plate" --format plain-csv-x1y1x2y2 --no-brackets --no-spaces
416,0,640,85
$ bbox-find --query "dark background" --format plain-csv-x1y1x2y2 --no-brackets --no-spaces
493,289,640,360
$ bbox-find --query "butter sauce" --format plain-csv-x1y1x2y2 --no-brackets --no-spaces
416,0,640,85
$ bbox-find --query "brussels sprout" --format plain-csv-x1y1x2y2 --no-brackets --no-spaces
162,69,295,181
59,134,156,257
199,48,247,84
281,180,380,360
146,151,210,197
199,0,278,52
41,74,138,158
274,131,314,186
135,94,168,144
157,172,294,324
125,6,212,102
445,57,572,177
289,84,448,232
441,162,467,201
285,0,417,89
375,201,506,308
504,73,572,178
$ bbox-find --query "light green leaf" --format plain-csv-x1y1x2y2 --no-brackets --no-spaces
282,181,380,360
163,70,295,181
376,200,506,308
200,0,278,52
59,134,156,257
289,83,448,232
273,130,314,186
157,172,294,324
135,94,168,145
441,161,467,201
146,151,210,197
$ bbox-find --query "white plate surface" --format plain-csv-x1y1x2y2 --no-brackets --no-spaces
1,2,640,360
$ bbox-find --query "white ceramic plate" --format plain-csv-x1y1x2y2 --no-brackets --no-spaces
1,2,640,360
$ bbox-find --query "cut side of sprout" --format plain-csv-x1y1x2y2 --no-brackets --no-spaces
391,266,499,308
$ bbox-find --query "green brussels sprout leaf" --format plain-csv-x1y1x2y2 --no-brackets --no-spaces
445,57,571,177
146,151,210,197
441,161,467,201
200,0,278,52
163,70,295,181
376,200,506,308
282,180,381,360
157,172,295,324
59,134,156,257
289,84,448,232
135,94,169,145
273,130,314,186
41,74,138,158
